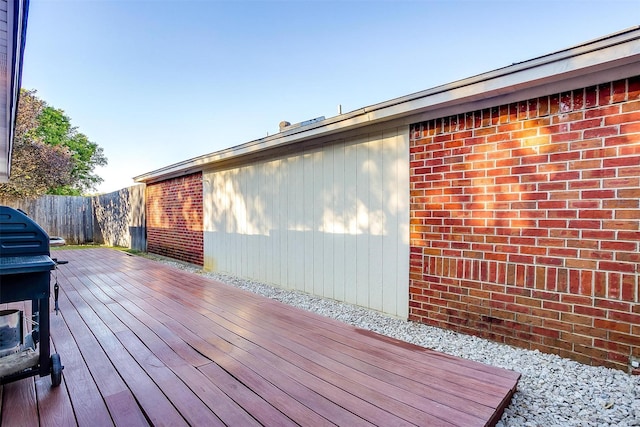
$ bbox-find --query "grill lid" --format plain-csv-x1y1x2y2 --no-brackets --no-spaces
0,206,50,258
0,206,51,257
0,206,55,275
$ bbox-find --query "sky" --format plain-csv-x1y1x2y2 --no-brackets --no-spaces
22,0,640,194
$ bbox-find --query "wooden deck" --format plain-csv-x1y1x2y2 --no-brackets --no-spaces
0,248,519,426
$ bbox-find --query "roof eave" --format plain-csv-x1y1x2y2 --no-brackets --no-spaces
0,0,29,183
134,26,640,185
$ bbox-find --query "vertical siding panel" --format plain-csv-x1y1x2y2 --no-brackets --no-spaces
286,156,296,290
243,166,251,278
272,158,280,285
247,165,255,278
203,174,209,267
252,165,259,279
199,126,409,318
233,169,243,276
221,171,232,272
382,129,399,316
210,172,218,270
356,135,370,308
280,156,290,288
234,169,240,275
344,138,358,305
322,143,335,300
257,163,265,280
250,163,258,280
212,173,221,272
262,161,270,282
240,169,253,277
215,174,222,272
256,162,265,280
223,171,230,272
303,150,315,294
369,132,384,312
228,169,242,275
203,172,212,270
209,172,217,271
333,140,346,302
292,155,305,292
397,129,410,319
271,159,279,284
261,161,269,282
313,148,324,297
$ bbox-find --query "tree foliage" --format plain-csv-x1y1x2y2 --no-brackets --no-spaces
0,89,107,198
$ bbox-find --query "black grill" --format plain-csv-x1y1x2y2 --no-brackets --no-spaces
0,206,63,386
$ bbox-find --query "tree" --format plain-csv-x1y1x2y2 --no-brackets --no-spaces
35,106,107,195
0,89,107,198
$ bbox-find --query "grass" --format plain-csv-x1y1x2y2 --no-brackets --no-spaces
51,244,146,257
119,248,143,255
51,243,104,250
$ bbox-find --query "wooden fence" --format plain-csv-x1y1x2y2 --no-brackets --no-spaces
0,195,93,244
0,185,146,250
93,185,146,250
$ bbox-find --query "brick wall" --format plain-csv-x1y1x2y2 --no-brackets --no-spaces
409,77,640,370
146,172,203,266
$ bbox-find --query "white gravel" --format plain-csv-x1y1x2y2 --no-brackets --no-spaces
149,255,640,426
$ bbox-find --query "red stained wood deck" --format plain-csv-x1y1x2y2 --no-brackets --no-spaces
0,248,519,426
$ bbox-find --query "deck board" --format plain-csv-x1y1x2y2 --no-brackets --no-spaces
116,276,463,425
145,291,483,426
47,309,114,427
201,290,512,403
0,248,519,426
33,339,77,427
55,286,146,427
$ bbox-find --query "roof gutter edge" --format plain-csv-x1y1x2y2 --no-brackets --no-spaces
134,26,640,184
0,0,29,183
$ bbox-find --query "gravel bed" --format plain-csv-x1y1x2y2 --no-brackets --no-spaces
149,255,640,426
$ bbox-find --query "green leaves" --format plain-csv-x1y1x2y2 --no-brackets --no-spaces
35,107,71,147
0,89,108,199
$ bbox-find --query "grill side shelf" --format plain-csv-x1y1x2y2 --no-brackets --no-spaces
0,255,56,275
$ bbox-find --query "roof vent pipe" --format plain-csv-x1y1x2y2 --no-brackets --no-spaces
279,121,291,131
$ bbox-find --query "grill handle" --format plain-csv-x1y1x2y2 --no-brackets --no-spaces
54,282,59,315
51,259,68,315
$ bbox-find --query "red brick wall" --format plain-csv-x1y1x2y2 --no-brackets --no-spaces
146,173,203,266
409,77,640,370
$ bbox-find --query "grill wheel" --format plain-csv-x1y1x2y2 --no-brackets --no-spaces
50,353,63,387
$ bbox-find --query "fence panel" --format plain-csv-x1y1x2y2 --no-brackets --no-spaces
93,185,146,250
0,195,93,244
0,185,146,249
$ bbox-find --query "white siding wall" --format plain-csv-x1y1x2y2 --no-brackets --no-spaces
203,127,410,318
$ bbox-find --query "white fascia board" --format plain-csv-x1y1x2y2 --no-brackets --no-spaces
1,0,28,183
134,26,640,184
1,0,14,183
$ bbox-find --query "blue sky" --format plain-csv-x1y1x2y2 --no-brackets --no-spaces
22,0,640,193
